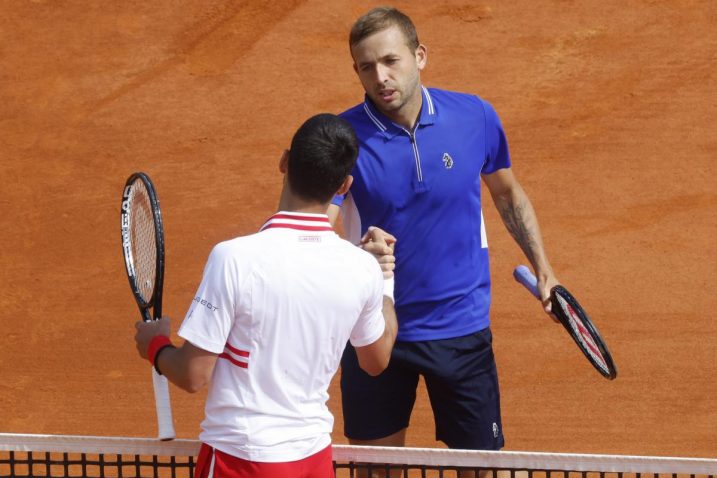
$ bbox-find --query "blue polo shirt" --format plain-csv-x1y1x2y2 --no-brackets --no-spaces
334,86,511,341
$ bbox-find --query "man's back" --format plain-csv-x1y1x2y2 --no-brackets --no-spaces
178,212,385,462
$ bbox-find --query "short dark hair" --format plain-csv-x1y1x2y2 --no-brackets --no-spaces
349,6,419,50
287,114,358,203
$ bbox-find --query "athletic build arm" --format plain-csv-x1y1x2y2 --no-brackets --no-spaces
355,296,398,376
483,167,559,315
354,226,398,376
135,318,217,393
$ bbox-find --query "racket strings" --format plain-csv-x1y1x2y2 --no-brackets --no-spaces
128,180,158,303
555,295,610,373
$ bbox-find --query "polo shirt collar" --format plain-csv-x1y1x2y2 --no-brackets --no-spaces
260,211,334,232
362,85,437,139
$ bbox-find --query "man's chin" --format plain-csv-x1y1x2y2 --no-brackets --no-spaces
371,96,402,114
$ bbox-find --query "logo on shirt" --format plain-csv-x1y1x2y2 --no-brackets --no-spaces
193,296,219,312
442,152,454,169
298,236,321,243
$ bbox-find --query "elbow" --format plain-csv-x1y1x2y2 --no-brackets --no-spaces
178,371,211,394
356,326,396,377
360,353,391,377
363,365,387,377
182,380,204,394
157,343,216,393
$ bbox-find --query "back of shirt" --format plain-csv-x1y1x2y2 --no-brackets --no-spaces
178,212,385,463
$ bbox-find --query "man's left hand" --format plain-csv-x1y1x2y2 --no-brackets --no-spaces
134,317,171,359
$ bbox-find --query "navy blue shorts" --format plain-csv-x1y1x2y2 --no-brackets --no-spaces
341,327,504,450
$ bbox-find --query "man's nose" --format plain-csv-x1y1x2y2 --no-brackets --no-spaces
376,64,390,84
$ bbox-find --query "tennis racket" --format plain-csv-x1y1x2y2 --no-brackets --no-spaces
120,172,176,440
513,265,617,380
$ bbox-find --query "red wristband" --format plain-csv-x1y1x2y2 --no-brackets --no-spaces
147,335,173,367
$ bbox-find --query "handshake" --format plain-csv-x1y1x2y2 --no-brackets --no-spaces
359,226,396,301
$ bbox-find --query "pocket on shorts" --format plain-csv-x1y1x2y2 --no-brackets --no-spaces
449,327,492,356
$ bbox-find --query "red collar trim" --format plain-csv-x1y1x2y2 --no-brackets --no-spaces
259,212,333,232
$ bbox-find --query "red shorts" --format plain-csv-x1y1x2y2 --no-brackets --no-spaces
194,443,334,478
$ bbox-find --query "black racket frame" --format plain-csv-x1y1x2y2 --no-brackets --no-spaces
120,172,165,322
551,285,617,380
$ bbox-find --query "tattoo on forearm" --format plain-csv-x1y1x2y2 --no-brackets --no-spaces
497,196,540,263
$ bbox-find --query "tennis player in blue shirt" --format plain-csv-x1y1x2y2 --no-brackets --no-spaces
328,7,561,457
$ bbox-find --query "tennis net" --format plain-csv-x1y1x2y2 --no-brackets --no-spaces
1,433,716,478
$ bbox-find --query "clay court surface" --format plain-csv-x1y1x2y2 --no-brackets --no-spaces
1,0,715,459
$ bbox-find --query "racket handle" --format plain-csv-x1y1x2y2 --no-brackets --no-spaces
513,265,540,299
151,368,176,441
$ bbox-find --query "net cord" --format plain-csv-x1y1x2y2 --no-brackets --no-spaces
1,434,716,475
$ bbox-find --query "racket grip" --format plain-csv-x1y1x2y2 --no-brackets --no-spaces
152,368,176,441
513,265,540,299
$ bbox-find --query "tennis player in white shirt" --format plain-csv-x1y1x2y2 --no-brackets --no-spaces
134,113,398,478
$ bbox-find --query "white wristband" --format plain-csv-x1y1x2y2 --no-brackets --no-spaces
383,276,395,303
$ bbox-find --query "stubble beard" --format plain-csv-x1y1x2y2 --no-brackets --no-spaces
372,73,421,120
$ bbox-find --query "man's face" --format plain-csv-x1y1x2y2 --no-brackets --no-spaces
351,25,426,118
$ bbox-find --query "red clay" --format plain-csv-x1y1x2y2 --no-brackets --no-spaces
1,0,715,458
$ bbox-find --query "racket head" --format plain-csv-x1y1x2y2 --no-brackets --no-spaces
550,285,617,380
120,172,165,320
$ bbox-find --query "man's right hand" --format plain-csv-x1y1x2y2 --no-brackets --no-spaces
359,226,396,278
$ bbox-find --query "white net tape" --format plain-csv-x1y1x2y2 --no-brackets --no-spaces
1,434,716,476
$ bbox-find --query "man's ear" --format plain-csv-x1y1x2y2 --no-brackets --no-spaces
279,149,289,173
336,175,353,196
416,44,427,71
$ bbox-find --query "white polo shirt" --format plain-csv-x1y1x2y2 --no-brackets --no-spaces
178,211,386,463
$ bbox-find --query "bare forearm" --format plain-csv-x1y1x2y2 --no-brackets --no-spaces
494,185,552,276
484,168,559,310
355,296,398,376
382,296,398,347
155,343,216,393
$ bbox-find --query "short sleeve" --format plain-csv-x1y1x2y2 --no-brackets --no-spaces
178,243,238,354
349,260,386,347
480,99,512,175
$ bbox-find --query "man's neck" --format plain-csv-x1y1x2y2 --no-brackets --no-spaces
277,189,329,216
